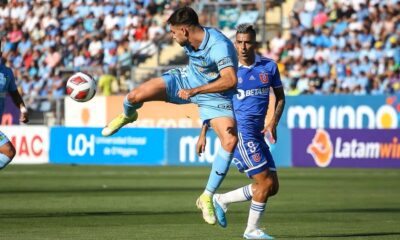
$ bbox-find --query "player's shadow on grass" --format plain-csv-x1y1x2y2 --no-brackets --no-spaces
314,207,400,213
0,186,204,194
303,232,400,238
0,210,200,219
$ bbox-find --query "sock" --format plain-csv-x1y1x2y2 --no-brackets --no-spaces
246,200,266,231
219,184,253,205
123,95,143,117
205,147,232,194
0,153,11,169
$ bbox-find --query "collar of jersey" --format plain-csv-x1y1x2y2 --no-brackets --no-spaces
198,27,210,50
239,54,261,69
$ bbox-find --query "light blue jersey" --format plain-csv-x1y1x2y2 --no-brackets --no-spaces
163,27,238,121
0,64,17,146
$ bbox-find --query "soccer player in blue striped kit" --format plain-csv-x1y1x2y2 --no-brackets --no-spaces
0,45,29,170
102,6,238,225
197,24,285,239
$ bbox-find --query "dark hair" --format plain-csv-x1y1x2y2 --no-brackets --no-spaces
236,23,256,41
167,6,199,26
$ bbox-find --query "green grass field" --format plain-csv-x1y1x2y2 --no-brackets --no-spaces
0,165,399,240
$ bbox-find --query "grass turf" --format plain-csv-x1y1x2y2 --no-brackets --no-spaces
0,165,399,240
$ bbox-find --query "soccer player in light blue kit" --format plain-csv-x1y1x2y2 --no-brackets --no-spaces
102,6,238,225
197,24,285,239
0,45,29,170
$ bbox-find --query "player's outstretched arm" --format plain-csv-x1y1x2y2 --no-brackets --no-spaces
196,122,209,156
262,86,285,143
9,90,29,123
178,66,237,100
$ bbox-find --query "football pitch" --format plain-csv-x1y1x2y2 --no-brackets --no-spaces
0,165,399,240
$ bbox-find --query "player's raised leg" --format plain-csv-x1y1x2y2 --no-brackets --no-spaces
197,116,237,225
0,132,16,170
102,77,168,136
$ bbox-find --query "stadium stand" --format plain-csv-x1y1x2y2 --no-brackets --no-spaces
0,0,185,114
267,0,400,95
0,0,398,124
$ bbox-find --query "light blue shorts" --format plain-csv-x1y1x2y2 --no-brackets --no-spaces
0,131,10,147
162,68,234,121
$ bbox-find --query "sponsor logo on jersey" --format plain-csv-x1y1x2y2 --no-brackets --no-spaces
249,75,256,81
236,87,269,100
217,103,232,110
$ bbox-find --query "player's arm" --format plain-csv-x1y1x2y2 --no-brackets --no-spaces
263,86,285,144
178,66,237,99
178,42,237,100
7,69,28,123
196,122,209,156
262,64,285,143
9,89,29,123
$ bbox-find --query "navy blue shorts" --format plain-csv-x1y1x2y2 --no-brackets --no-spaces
232,132,276,178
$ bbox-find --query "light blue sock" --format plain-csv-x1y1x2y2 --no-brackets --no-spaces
0,153,11,169
205,147,233,193
123,96,143,117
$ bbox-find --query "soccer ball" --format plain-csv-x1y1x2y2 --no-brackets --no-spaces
66,72,96,102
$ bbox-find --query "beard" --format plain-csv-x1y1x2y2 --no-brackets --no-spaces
175,38,189,47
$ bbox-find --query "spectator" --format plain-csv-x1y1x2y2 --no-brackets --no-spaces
282,0,400,94
98,70,118,96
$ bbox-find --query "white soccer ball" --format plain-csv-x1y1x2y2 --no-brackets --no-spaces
66,72,96,102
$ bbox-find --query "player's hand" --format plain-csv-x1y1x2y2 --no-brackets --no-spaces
20,111,29,124
196,135,207,156
262,124,276,144
178,89,195,100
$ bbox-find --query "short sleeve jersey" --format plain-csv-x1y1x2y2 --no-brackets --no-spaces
233,55,282,136
183,27,238,97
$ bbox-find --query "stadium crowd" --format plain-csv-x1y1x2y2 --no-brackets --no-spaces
0,0,184,111
0,0,399,112
263,0,400,95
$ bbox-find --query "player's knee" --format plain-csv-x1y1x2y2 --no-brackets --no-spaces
269,179,279,197
220,135,237,152
259,177,278,197
2,143,16,160
127,90,140,104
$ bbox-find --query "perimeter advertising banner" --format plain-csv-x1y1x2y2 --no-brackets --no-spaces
0,126,49,164
166,128,291,167
292,129,400,168
65,96,202,128
50,127,165,165
283,95,400,129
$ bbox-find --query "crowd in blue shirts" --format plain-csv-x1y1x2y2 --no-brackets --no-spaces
263,0,400,95
0,0,181,111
